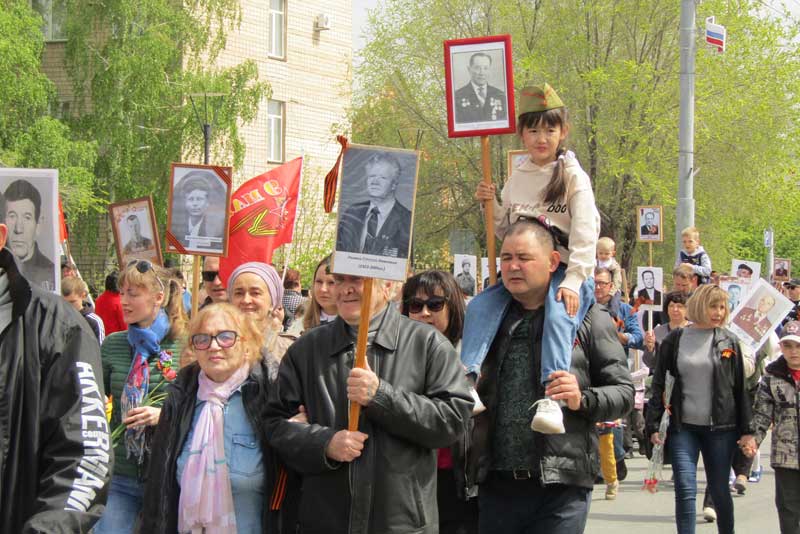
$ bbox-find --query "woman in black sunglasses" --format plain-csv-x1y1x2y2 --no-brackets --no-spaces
140,303,288,533
401,270,478,534
95,260,187,534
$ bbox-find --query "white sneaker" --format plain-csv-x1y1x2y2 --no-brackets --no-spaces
702,506,717,522
470,387,486,415
530,398,565,434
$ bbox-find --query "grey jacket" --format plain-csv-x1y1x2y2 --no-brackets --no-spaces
752,356,800,470
265,304,474,534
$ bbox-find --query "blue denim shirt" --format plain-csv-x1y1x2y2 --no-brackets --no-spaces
461,282,513,376
176,388,264,532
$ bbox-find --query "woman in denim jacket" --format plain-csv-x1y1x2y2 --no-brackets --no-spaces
139,304,297,533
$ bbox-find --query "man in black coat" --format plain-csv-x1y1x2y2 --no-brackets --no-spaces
454,52,507,124
265,274,473,534
461,218,634,533
336,153,411,258
0,191,110,532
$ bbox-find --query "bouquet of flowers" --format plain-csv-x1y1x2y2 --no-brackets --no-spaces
110,351,177,448
643,371,674,493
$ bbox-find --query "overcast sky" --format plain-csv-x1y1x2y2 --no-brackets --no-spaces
352,0,380,54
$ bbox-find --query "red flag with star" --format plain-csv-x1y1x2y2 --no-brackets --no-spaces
219,157,303,284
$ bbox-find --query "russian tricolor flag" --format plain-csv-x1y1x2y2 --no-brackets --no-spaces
705,16,726,53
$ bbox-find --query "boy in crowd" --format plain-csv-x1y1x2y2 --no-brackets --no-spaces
61,276,105,345
675,226,712,284
741,321,800,534
596,237,623,297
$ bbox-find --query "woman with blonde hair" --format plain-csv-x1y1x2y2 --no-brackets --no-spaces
139,303,276,533
647,284,753,534
95,260,187,534
299,254,337,333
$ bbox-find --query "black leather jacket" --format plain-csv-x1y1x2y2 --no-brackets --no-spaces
138,359,285,533
0,248,110,533
467,304,635,489
646,327,753,436
265,304,474,534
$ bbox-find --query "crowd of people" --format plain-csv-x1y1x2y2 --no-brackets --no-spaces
2,83,799,534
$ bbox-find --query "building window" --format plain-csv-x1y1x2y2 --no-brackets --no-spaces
268,0,286,58
32,0,67,42
267,100,285,163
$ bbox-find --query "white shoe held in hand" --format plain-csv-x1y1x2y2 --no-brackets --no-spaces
530,398,565,434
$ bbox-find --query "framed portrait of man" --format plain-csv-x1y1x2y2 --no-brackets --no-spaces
636,266,664,309
729,278,794,353
0,168,60,293
730,259,761,283
444,34,516,138
636,205,663,243
166,164,232,256
506,149,528,182
718,276,749,312
481,256,501,290
453,254,477,297
773,258,791,283
109,196,163,268
332,144,420,281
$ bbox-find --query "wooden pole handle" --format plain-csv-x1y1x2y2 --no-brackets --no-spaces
481,136,497,286
191,256,201,317
348,278,374,431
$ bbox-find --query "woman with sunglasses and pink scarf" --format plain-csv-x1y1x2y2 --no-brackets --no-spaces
140,303,286,533
95,260,187,534
401,270,479,534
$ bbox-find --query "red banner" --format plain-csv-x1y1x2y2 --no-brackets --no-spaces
58,197,68,243
219,158,303,284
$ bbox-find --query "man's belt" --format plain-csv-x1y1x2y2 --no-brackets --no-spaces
492,469,535,480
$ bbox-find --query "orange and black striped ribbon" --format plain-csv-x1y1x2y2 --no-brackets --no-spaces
270,465,289,511
323,135,349,213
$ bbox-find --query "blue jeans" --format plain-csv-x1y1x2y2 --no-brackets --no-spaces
462,264,594,384
670,424,738,534
93,474,143,534
478,477,590,534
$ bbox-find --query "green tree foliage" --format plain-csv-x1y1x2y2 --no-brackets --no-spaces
351,0,799,280
62,0,268,256
0,1,101,219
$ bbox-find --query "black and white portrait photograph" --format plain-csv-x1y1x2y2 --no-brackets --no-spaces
453,254,477,297
730,278,794,352
636,266,664,308
507,149,528,181
718,276,747,312
444,35,515,138
333,145,419,281
481,256,501,290
636,205,663,243
730,259,761,283
773,257,791,282
0,168,59,293
109,196,163,268
166,164,232,256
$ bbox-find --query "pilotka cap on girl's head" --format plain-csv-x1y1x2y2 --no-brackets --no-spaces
518,83,564,115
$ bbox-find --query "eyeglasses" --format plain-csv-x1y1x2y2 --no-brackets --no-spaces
407,296,446,314
127,259,165,292
595,281,612,287
191,330,238,350
202,270,220,282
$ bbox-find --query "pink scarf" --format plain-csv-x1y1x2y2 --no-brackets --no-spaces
178,364,250,534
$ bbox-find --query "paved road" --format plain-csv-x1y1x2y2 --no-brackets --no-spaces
585,436,777,533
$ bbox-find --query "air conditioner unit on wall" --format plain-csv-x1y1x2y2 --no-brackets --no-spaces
314,14,330,31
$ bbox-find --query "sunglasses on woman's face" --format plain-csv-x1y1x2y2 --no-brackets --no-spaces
127,259,165,292
191,330,238,350
201,270,220,282
407,296,446,314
